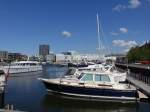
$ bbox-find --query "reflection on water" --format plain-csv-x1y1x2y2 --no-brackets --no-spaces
5,72,45,112
43,65,68,78
42,93,137,112
0,93,4,108
2,65,150,112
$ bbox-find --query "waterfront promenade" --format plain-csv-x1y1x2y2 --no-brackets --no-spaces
127,76,150,97
116,63,150,98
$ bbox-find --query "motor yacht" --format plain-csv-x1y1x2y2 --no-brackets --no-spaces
1,61,42,75
39,70,138,102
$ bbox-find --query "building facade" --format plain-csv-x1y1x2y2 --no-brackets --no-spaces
39,45,50,56
0,51,8,61
46,53,56,63
55,52,104,63
8,53,28,61
39,44,50,61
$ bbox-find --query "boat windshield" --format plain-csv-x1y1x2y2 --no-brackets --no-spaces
79,73,93,81
95,74,110,82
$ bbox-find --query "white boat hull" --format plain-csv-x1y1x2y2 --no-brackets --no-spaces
0,70,5,94
2,66,42,74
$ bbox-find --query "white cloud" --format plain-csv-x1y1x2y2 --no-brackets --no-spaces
62,31,71,38
124,49,130,52
119,27,128,33
113,4,126,12
110,32,119,36
110,27,128,36
113,0,141,11
128,0,141,9
123,48,130,53
112,40,138,48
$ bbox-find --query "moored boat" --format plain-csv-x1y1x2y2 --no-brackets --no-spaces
0,70,5,95
1,61,42,75
39,70,138,102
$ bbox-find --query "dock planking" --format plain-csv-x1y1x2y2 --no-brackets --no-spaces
127,76,150,98
116,63,150,98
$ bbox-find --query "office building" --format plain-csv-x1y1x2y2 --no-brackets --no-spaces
39,45,50,56
0,50,8,61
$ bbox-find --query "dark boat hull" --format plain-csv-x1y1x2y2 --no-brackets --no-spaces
42,80,138,102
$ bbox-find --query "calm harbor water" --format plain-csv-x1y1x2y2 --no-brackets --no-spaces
3,65,150,112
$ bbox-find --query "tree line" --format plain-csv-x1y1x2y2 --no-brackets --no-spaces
127,41,150,62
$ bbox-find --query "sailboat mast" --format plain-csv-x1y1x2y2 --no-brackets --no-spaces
96,13,101,56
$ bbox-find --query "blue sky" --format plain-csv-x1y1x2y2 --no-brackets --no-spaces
0,0,150,55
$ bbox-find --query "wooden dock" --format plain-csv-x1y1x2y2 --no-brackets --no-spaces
116,63,150,98
127,76,150,98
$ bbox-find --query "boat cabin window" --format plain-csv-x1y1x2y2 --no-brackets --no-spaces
30,63,37,66
95,75,101,82
80,73,93,81
95,74,110,82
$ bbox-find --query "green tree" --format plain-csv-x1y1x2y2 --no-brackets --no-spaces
127,41,150,62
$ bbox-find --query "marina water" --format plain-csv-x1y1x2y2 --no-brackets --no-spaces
2,65,150,112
